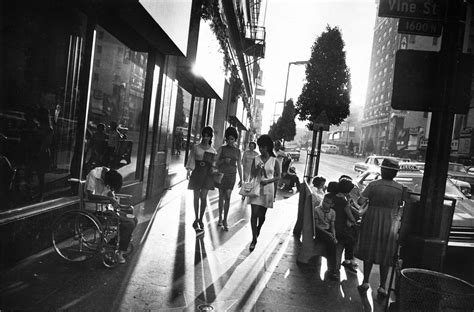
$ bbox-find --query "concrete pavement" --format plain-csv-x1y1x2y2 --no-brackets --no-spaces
1,180,388,311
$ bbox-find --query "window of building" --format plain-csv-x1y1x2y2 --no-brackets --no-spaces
1,6,87,210
87,25,148,183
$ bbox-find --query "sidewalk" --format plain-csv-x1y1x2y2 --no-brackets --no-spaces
0,181,387,312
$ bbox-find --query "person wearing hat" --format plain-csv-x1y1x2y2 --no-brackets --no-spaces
355,157,404,298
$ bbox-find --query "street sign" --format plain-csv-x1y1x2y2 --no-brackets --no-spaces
398,18,442,36
400,35,408,49
391,50,472,113
378,0,444,21
313,110,330,131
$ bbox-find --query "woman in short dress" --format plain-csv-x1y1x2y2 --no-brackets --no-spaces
248,135,281,251
186,126,217,233
216,127,242,231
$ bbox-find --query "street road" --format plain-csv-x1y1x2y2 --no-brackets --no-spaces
291,151,360,183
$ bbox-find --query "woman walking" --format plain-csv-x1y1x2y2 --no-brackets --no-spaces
242,141,259,182
356,158,403,297
248,135,281,251
186,126,217,233
216,127,243,231
241,141,259,200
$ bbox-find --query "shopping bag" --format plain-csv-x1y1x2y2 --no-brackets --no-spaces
239,180,260,197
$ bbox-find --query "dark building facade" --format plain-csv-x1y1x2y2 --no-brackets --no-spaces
0,0,266,267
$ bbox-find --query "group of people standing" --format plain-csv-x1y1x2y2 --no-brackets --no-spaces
185,126,281,252
311,158,405,299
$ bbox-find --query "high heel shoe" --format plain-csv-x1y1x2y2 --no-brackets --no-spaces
222,221,229,231
192,220,199,230
249,241,257,252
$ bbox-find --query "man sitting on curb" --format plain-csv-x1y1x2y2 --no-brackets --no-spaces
85,166,137,264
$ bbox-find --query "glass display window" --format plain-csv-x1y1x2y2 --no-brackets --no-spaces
1,5,87,209
85,25,148,183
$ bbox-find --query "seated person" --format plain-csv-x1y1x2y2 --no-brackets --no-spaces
280,166,300,192
314,195,338,280
85,166,137,264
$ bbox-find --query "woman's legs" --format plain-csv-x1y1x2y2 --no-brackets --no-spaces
250,204,259,244
193,190,200,221
379,265,390,290
198,189,209,227
192,190,201,229
218,188,225,224
360,261,373,289
222,189,232,228
256,206,268,237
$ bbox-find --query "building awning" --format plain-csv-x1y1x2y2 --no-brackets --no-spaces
90,1,187,56
176,58,222,99
228,115,247,132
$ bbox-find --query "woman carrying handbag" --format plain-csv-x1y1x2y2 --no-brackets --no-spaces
247,135,281,252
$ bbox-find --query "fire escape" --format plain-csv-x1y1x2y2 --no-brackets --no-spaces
243,0,265,65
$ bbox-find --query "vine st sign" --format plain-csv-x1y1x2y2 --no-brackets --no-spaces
378,0,444,21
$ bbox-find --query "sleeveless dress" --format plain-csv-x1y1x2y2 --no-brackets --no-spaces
217,145,241,190
355,179,404,266
242,150,259,182
248,156,277,208
186,144,217,190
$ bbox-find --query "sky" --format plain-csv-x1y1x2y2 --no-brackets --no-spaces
259,0,377,132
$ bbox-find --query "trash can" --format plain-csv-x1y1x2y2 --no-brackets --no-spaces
400,268,474,311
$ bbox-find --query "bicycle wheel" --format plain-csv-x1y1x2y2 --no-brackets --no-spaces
52,210,103,262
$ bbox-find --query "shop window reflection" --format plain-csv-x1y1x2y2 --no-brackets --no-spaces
85,26,147,183
1,7,86,210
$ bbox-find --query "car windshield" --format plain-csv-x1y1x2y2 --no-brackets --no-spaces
449,163,468,173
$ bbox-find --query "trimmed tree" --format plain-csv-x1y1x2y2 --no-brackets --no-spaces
269,98,297,143
295,25,351,128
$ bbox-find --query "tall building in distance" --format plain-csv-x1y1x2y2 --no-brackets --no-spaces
362,2,439,159
362,1,474,162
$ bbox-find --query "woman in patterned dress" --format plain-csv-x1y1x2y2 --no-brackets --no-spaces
215,127,243,231
248,135,281,251
356,158,403,297
186,126,217,233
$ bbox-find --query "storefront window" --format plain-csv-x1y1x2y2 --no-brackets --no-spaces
86,26,148,182
1,5,87,210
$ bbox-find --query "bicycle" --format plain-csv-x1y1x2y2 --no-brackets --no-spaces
51,178,134,268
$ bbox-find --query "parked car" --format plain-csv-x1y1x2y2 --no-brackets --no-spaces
447,162,474,191
320,144,339,154
353,155,387,173
400,161,472,198
285,147,300,161
354,166,474,229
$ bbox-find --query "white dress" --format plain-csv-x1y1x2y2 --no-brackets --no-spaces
249,156,277,208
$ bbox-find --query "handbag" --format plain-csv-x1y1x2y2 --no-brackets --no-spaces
239,179,260,197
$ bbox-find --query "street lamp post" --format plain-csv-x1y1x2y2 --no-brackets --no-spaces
283,60,309,106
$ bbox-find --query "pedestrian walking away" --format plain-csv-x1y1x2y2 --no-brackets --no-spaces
186,126,217,234
356,158,403,298
215,127,243,231
248,134,281,252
